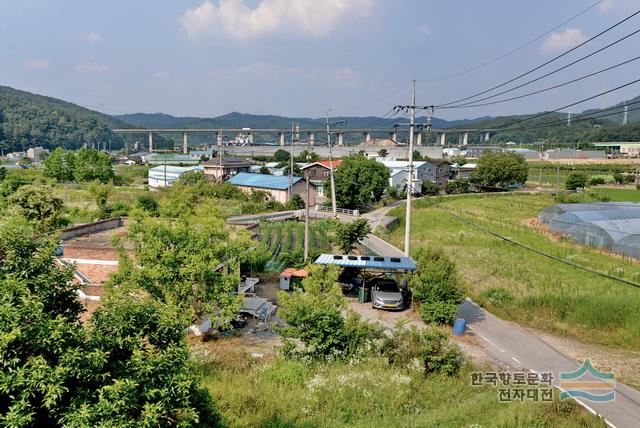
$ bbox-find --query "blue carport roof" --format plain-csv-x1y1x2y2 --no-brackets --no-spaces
314,254,417,270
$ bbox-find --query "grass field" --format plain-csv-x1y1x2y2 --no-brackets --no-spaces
197,351,605,428
381,193,640,351
591,187,640,202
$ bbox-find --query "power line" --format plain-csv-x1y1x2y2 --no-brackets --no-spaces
436,9,640,107
416,1,603,83
439,46,640,109
470,77,640,133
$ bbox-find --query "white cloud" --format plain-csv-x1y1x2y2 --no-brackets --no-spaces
24,58,50,71
84,32,105,43
181,0,374,41
541,27,587,53
74,61,111,74
209,62,361,86
152,70,171,79
598,0,638,14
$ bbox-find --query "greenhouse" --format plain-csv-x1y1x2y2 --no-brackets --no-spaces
549,207,640,234
538,202,640,224
539,202,640,259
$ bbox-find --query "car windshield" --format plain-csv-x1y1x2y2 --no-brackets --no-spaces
375,281,399,292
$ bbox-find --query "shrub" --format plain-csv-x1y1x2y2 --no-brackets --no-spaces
410,248,465,306
419,301,459,325
380,324,463,376
100,202,130,218
286,194,306,210
588,176,605,186
421,181,439,196
612,172,624,184
136,195,159,215
444,179,469,194
565,172,588,190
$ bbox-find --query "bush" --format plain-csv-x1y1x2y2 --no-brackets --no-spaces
612,172,624,184
421,181,439,196
410,248,465,306
588,176,606,186
136,195,159,215
419,301,459,325
286,194,306,210
380,324,463,376
444,179,469,194
565,172,588,190
100,202,130,218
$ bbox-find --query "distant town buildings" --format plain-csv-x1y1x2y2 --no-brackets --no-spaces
228,172,316,205
203,157,252,181
26,146,49,163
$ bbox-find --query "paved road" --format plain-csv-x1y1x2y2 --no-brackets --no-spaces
355,210,640,427
458,300,640,427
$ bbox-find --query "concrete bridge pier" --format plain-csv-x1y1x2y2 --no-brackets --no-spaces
438,132,446,146
308,132,315,146
279,131,285,146
416,132,423,146
216,132,222,148
389,131,397,143
148,132,153,153
182,132,188,154
247,131,254,145
337,132,344,146
458,132,469,146
364,132,372,143
482,131,491,142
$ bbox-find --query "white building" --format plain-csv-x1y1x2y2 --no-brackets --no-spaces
148,165,204,188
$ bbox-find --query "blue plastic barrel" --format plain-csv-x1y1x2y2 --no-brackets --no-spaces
453,318,466,336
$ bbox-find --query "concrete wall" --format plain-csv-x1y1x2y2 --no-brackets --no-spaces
222,145,443,160
60,218,125,241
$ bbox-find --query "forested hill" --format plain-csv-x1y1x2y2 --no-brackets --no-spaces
0,86,128,152
116,111,491,130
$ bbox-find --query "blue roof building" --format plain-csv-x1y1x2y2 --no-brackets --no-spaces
227,172,314,205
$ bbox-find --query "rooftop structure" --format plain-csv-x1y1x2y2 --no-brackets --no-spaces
314,254,417,271
148,165,204,188
229,172,302,190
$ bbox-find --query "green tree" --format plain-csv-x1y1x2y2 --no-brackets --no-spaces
9,184,64,231
444,179,470,194
73,148,115,183
565,172,589,190
0,166,5,181
295,149,320,163
43,147,75,182
110,211,259,325
273,149,291,162
286,193,306,210
332,154,389,209
259,165,271,175
410,248,465,325
377,148,388,158
336,218,371,253
471,152,528,188
0,218,220,427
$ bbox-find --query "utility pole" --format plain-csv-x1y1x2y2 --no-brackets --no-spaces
304,133,311,261
404,81,416,256
289,123,294,201
326,109,338,218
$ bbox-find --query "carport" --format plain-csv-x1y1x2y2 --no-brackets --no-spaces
313,254,417,304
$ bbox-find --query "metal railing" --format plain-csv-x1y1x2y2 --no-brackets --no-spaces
314,205,360,217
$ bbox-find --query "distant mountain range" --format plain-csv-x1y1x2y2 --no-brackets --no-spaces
114,112,494,130
0,84,638,153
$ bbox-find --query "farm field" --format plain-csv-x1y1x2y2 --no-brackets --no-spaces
591,187,640,202
260,219,335,270
198,348,605,428
382,193,640,351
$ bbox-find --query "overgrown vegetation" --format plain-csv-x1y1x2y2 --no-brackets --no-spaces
260,220,335,270
384,193,640,350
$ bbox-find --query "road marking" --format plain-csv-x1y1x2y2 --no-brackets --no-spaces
475,331,506,353
511,357,521,364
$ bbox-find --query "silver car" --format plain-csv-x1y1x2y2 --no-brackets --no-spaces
371,279,407,310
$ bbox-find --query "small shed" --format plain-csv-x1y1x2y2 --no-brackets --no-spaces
279,268,309,291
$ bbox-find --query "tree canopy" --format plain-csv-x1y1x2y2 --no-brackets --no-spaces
336,218,371,253
43,148,115,183
332,154,389,209
471,152,528,188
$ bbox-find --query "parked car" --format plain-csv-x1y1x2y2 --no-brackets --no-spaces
370,278,409,310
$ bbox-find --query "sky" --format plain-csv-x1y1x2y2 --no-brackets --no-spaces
1,0,639,120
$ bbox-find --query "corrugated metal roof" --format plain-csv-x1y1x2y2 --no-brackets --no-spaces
229,172,303,190
314,253,417,270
